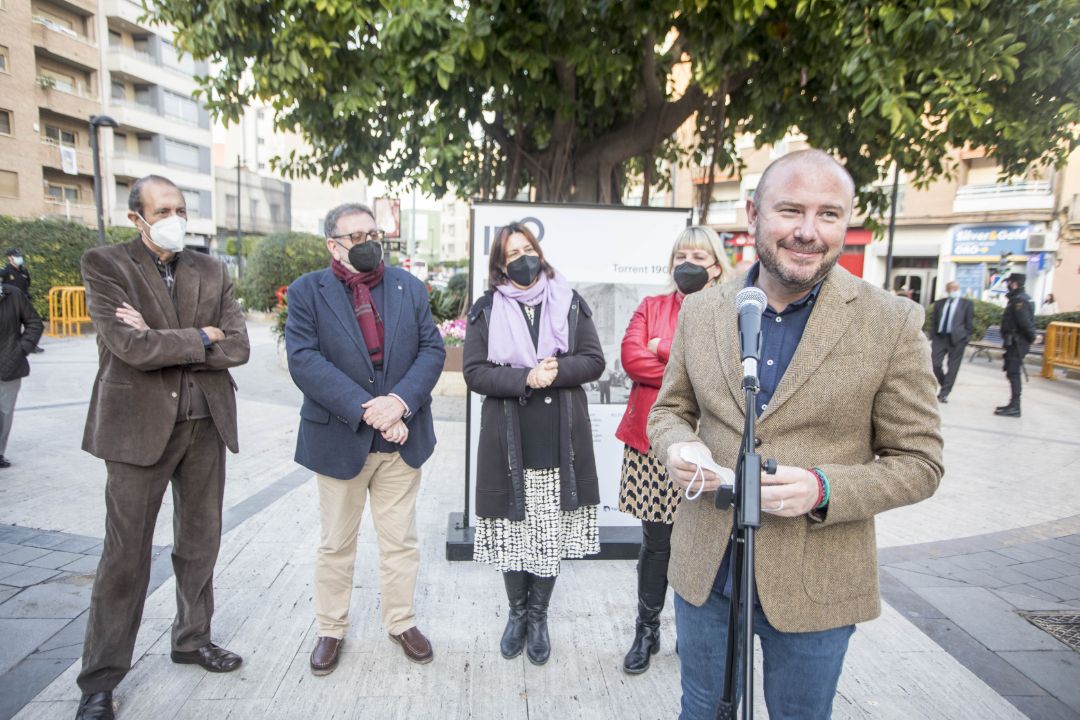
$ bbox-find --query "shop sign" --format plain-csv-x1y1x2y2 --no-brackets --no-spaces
951,225,1030,257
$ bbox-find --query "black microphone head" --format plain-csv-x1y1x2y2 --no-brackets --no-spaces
735,286,767,314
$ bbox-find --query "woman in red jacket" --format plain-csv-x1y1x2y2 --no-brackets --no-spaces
616,225,731,674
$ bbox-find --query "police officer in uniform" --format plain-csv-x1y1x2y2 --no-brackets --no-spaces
995,273,1036,418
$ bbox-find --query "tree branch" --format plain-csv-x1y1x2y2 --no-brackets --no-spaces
642,32,662,108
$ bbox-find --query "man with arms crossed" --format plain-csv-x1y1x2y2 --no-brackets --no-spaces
648,150,944,719
286,203,444,675
76,175,250,720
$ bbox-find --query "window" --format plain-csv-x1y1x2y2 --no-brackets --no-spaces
111,80,126,100
0,170,17,198
137,134,154,158
112,132,127,155
108,30,121,48
0,109,11,136
133,84,153,107
116,181,129,207
164,138,200,170
40,68,76,93
163,91,199,125
181,189,201,217
132,35,151,56
45,181,80,203
225,193,237,218
160,42,196,74
34,11,76,36
0,45,9,74
249,198,258,221
269,203,281,224
44,124,77,147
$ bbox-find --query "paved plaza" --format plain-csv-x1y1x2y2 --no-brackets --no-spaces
0,321,1078,719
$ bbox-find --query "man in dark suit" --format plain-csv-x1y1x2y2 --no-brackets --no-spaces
75,175,250,720
930,280,975,403
285,203,444,676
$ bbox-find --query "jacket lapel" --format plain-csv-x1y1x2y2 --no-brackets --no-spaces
126,239,178,329
174,252,200,329
758,265,860,423
712,283,746,414
319,269,375,375
379,270,405,371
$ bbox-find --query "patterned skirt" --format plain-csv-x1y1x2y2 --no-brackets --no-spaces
474,467,599,577
618,444,679,524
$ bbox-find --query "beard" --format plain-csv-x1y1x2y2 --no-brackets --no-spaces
755,220,842,293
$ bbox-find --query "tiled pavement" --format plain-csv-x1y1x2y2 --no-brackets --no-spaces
1,323,1077,719
881,518,1080,720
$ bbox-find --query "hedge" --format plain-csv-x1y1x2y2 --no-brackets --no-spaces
237,231,329,311
0,216,99,320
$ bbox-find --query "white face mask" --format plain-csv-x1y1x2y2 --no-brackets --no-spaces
138,213,187,252
11,256,23,267
948,290,960,299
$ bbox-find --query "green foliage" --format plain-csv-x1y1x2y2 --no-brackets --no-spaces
270,302,288,344
429,272,468,323
922,298,1004,341
0,216,97,319
1036,312,1080,330
224,235,260,257
237,232,328,311
152,0,1080,209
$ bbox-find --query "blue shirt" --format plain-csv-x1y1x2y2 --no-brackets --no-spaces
717,263,823,597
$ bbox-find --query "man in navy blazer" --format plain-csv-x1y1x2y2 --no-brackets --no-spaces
285,203,445,674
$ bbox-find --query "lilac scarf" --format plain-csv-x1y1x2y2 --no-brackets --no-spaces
487,271,573,368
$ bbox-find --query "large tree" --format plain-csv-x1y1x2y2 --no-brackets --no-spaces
154,0,1080,209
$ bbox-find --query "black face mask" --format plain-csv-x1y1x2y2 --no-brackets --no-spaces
673,262,710,294
348,241,383,273
506,254,542,286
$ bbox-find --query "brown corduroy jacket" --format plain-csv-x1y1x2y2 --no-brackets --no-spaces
647,265,943,632
81,237,250,467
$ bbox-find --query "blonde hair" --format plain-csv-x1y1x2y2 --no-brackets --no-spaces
666,225,732,290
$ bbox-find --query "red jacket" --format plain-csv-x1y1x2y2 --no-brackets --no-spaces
615,291,683,454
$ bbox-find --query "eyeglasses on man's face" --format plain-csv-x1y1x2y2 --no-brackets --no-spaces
331,229,386,246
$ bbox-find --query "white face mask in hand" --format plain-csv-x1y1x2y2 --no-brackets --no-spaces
138,213,187,253
685,462,707,500
679,444,735,500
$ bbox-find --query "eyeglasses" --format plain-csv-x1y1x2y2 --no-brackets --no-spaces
330,229,386,245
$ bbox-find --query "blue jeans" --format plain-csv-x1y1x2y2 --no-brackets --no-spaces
675,571,855,720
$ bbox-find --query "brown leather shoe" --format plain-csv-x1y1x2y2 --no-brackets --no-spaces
310,636,343,676
389,626,433,664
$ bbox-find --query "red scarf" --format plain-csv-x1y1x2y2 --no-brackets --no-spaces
330,259,386,365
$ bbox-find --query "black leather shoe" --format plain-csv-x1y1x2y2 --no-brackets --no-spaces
994,405,1021,417
0,456,10,469
75,691,114,720
937,393,948,403
170,643,242,672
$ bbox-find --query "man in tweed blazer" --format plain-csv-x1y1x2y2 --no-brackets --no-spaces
648,150,943,720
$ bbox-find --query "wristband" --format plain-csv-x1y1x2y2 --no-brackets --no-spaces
809,468,825,508
810,467,830,510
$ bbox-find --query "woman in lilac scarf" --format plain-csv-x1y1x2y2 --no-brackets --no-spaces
463,222,605,666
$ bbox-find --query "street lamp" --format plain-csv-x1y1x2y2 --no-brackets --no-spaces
89,114,118,246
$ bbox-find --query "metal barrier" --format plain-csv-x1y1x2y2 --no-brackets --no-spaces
46,286,91,337
1041,322,1080,379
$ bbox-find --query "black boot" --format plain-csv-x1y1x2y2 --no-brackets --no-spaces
994,399,1021,417
500,571,529,659
623,545,669,674
526,574,556,665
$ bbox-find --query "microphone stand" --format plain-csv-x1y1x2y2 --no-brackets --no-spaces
714,357,776,720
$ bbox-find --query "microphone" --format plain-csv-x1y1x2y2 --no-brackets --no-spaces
735,287,767,379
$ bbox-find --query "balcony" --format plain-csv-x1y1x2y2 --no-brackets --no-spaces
42,197,97,225
109,100,211,146
109,154,213,193
32,18,100,70
35,83,102,122
102,0,152,29
703,199,742,225
39,139,95,176
952,180,1054,214
106,47,198,94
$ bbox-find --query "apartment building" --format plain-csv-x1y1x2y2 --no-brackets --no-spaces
100,0,215,247
0,0,104,226
215,104,369,237
213,159,292,239
674,134,1070,311
439,193,470,263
